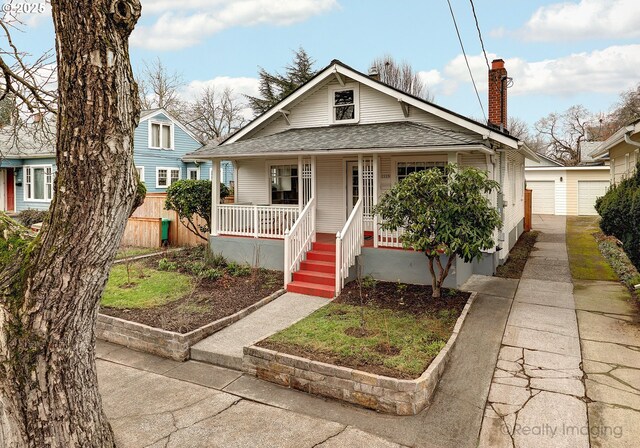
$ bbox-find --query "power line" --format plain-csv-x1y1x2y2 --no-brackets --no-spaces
445,0,486,122
469,0,491,72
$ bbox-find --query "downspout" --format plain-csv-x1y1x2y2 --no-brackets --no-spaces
624,133,640,148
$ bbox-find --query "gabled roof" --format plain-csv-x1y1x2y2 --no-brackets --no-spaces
219,59,521,150
525,152,564,167
140,108,203,145
592,118,640,159
190,122,488,158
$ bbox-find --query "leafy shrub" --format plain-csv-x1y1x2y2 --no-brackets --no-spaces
596,163,640,269
165,179,229,241
361,275,377,289
157,258,178,271
17,209,49,227
226,261,251,277
199,268,223,281
205,251,227,269
186,261,206,276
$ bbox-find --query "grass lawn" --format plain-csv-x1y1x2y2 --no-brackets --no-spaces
566,216,618,281
115,246,161,260
261,283,467,379
102,263,193,309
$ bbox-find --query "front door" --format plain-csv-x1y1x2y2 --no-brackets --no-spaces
346,160,373,231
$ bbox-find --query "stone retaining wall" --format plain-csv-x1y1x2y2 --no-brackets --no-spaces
97,289,285,361
243,292,476,415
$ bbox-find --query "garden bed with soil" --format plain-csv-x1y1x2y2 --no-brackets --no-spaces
246,280,475,415
495,230,539,279
100,247,283,333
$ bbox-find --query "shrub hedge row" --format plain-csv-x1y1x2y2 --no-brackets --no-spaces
595,162,640,269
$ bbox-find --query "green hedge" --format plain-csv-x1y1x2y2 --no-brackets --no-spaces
595,162,640,268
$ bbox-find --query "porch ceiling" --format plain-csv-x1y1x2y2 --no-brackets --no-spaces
189,122,487,159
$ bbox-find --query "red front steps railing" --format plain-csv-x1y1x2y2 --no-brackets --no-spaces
286,241,336,298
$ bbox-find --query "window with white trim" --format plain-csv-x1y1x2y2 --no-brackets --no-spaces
187,167,199,180
149,121,173,149
24,165,53,201
136,166,145,183
396,160,446,182
270,164,298,204
329,84,359,123
156,167,180,188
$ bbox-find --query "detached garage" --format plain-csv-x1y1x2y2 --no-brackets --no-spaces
527,181,555,214
525,155,610,216
577,181,610,215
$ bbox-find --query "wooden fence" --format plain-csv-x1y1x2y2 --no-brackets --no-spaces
524,189,532,232
123,193,209,248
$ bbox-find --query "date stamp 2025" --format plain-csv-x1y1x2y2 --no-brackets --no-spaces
2,2,46,14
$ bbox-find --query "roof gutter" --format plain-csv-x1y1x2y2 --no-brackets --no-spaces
517,141,541,162
186,144,494,161
592,122,640,159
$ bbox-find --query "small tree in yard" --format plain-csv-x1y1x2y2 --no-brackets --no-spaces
373,164,502,298
165,179,229,241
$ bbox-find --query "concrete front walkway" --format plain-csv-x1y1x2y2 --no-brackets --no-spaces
191,292,328,369
576,278,640,447
479,215,589,448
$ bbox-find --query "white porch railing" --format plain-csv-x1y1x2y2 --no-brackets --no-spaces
377,227,405,248
217,204,299,239
335,198,364,295
283,197,316,287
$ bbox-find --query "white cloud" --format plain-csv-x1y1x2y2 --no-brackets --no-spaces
504,0,640,42
440,45,640,97
134,0,339,50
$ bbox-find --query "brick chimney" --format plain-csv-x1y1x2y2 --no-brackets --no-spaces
488,58,507,131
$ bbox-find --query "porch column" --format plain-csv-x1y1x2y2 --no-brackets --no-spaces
373,154,379,248
211,159,220,236
232,159,239,202
298,155,303,212
357,154,363,206
311,156,317,199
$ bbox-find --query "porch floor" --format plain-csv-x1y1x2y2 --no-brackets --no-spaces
316,232,375,248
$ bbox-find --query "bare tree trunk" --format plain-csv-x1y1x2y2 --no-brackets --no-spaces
0,1,141,446
427,255,455,299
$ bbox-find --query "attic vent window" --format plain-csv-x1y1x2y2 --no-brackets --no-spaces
329,84,359,124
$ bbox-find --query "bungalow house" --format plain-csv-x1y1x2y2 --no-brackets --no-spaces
0,108,233,213
189,59,538,298
525,145,610,216
591,118,640,184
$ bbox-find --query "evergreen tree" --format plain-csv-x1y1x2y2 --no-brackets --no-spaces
246,48,317,116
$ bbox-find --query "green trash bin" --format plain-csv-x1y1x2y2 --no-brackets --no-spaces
161,218,171,244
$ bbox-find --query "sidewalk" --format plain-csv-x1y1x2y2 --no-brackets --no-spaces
478,215,589,448
190,292,328,369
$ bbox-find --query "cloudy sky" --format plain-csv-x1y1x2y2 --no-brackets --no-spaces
14,0,640,128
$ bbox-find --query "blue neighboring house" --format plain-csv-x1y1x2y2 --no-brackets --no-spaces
0,108,233,213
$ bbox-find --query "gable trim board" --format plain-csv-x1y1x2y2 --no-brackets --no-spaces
139,108,203,145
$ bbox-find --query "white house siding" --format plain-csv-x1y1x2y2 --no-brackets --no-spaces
250,78,475,140
236,158,269,205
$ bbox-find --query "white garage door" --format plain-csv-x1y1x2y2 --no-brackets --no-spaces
528,181,555,214
578,181,609,216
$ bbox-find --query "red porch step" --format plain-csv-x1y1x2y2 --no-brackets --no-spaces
287,281,335,298
287,241,337,298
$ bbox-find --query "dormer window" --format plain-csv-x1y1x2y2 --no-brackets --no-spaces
149,121,173,149
329,84,359,124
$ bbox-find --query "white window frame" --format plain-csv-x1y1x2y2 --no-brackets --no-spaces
625,153,630,175
392,156,447,183
328,83,359,124
156,167,181,189
148,120,174,150
24,164,53,202
268,162,299,205
187,167,200,180
136,166,145,183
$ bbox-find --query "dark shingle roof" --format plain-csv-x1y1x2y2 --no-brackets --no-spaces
190,122,485,158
